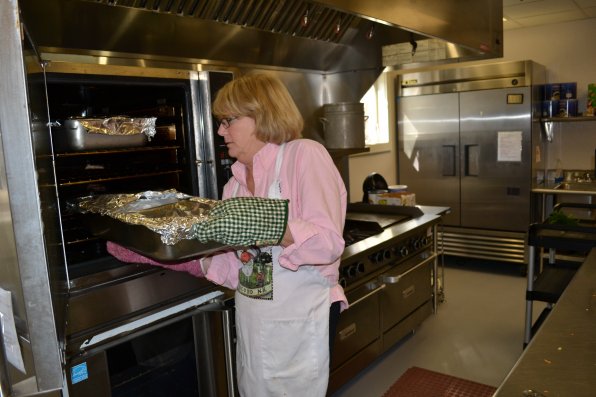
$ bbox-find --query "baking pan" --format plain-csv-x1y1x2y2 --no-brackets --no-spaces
84,212,227,262
53,118,151,152
76,191,228,262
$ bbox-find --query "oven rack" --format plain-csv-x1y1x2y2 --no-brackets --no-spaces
54,144,182,157
58,169,183,187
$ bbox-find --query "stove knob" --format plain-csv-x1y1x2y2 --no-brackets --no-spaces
421,236,430,246
398,246,409,257
341,266,350,278
339,277,347,288
371,251,383,263
356,262,365,274
413,238,422,249
347,265,358,278
383,249,391,260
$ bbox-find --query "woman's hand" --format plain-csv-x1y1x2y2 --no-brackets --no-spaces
106,241,205,278
200,256,212,274
192,197,289,247
279,226,294,248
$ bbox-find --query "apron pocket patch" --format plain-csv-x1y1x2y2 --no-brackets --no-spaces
261,317,318,381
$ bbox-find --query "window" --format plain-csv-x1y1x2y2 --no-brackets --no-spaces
361,75,390,149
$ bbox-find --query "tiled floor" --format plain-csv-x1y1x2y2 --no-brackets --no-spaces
331,257,545,397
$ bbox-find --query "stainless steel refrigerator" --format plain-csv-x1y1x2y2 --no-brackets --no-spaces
397,60,545,263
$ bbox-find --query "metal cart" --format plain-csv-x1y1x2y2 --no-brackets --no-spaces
524,203,596,346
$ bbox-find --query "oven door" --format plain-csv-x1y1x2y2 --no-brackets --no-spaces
328,280,384,394
380,251,435,350
66,300,237,397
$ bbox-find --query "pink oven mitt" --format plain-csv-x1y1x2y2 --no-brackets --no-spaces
106,241,205,278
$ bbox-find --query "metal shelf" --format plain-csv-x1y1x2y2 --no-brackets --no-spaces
54,145,181,157
540,116,596,142
58,169,182,187
541,116,596,123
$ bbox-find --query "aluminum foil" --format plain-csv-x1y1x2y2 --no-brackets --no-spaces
76,190,218,245
78,116,157,139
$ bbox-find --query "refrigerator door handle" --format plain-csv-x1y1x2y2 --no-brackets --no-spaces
441,145,456,176
464,144,480,176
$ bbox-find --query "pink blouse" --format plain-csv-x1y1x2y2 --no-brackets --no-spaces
204,139,348,309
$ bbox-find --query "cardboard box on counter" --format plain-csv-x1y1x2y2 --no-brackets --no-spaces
368,192,416,206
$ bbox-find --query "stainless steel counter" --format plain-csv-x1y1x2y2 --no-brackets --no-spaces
417,205,452,217
494,248,596,397
532,181,596,222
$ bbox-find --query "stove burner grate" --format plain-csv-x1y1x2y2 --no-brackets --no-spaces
343,219,385,247
344,230,378,246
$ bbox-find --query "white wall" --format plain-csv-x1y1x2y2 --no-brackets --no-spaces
502,18,596,172
502,18,596,112
348,17,596,201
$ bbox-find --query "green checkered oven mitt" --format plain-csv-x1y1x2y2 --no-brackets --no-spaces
192,197,289,247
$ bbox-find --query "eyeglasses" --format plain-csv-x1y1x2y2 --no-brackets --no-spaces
216,116,238,129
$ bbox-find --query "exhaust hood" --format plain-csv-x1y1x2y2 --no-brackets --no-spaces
19,0,503,72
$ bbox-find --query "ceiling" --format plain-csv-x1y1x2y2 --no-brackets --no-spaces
503,0,596,30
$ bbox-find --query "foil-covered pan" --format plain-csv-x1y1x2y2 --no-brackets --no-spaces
53,117,157,152
75,190,227,262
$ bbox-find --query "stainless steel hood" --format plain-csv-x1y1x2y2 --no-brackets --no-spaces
317,0,503,58
18,0,502,73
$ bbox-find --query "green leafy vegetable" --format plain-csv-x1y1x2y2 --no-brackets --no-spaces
545,211,579,226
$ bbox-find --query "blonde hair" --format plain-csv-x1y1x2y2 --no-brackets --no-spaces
212,73,303,143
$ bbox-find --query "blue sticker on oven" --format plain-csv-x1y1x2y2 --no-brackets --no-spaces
71,362,88,384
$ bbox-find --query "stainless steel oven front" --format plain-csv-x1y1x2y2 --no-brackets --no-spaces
66,297,237,397
329,280,384,393
27,62,238,396
379,251,434,350
328,220,436,395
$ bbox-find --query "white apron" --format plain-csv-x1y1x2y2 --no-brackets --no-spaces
232,144,331,397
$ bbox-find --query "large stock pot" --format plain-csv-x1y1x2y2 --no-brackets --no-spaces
320,102,367,149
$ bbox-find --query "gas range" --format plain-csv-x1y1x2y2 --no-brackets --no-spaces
339,204,436,291
330,204,444,394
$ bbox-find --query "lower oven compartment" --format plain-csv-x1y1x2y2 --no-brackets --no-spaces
66,299,236,397
328,249,435,395
107,319,198,397
329,281,383,394
380,251,434,350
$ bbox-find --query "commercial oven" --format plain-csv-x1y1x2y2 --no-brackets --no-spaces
11,54,239,396
40,67,234,278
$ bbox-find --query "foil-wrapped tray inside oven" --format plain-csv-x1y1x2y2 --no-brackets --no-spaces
53,117,156,152
76,190,228,262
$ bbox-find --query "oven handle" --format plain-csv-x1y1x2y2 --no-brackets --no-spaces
380,253,437,284
349,283,387,307
79,291,224,350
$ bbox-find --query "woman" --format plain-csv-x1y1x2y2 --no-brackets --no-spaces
110,73,347,396
204,73,347,396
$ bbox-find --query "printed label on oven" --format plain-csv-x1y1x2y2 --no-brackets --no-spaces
71,362,89,384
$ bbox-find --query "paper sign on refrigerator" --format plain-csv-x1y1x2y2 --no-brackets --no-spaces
497,131,523,162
